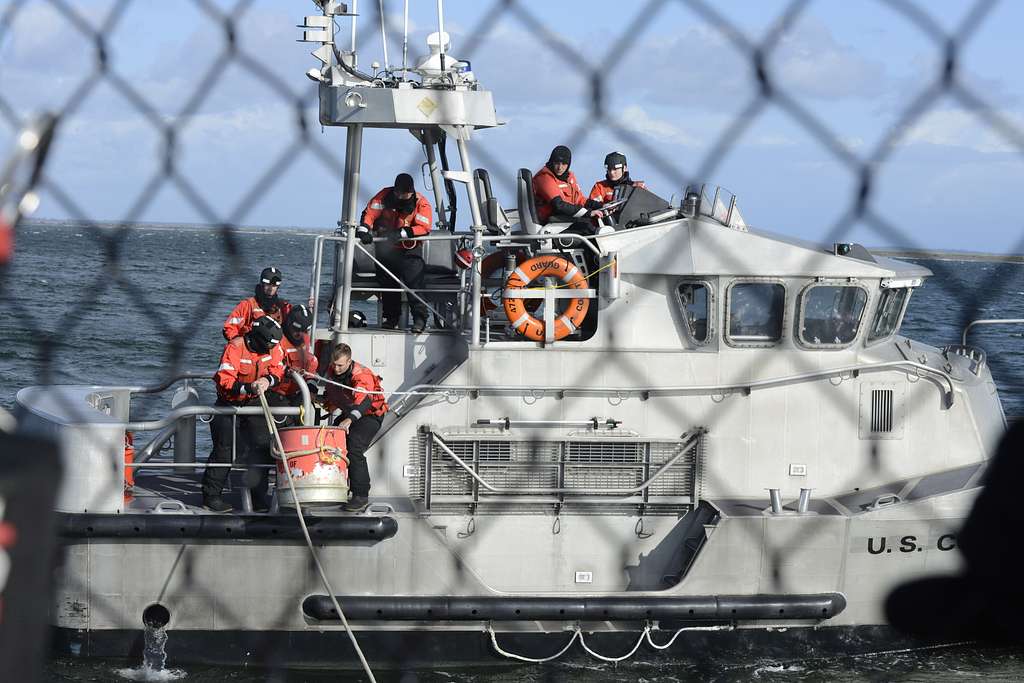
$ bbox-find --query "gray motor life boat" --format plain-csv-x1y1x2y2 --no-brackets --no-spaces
14,1,1008,669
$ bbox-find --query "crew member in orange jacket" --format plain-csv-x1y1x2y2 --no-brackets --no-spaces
322,343,388,512
270,305,318,417
357,173,433,333
588,151,646,207
223,267,290,345
202,316,285,513
532,145,605,225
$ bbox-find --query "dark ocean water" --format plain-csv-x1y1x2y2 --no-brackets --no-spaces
3,221,1024,681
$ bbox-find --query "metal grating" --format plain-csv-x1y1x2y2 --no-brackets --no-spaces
422,432,701,515
871,389,894,433
567,441,644,463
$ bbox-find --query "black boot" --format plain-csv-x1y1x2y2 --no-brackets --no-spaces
342,495,369,512
203,496,233,513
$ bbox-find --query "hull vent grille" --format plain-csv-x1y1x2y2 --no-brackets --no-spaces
420,431,702,515
871,389,894,433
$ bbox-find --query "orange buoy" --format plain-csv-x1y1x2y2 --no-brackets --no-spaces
503,255,590,342
274,425,350,507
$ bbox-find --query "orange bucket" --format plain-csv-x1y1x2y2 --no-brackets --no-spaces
124,432,135,500
275,426,349,507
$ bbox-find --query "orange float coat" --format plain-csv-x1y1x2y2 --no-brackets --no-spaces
213,340,286,403
223,297,291,342
273,333,318,396
532,165,588,224
588,178,646,203
359,188,433,251
324,361,389,421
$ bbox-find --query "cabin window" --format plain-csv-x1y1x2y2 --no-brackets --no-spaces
676,281,713,344
726,281,786,345
867,287,911,342
798,285,868,348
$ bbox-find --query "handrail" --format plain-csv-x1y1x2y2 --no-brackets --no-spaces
353,241,447,324
429,430,701,496
318,230,606,258
127,372,209,395
133,423,177,464
311,231,606,341
124,405,300,431
962,318,1024,345
392,360,956,413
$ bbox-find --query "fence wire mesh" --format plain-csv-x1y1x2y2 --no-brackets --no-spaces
1,0,1023,679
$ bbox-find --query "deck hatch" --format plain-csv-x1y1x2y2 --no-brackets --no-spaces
420,431,702,515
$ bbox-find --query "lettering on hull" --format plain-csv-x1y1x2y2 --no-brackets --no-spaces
861,533,958,555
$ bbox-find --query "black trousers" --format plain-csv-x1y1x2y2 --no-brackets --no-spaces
333,413,382,498
375,248,426,323
201,398,273,501
266,390,302,426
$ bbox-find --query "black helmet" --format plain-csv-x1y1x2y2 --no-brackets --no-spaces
246,316,282,353
604,151,627,169
284,304,313,343
260,267,283,285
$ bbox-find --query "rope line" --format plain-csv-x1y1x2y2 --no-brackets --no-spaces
487,625,581,663
310,372,452,398
257,392,377,683
487,622,736,663
577,627,649,663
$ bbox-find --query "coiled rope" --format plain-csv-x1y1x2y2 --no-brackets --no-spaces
257,391,376,683
487,623,733,664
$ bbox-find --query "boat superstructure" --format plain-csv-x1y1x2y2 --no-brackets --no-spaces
15,2,1010,668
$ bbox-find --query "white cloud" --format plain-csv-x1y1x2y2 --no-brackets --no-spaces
900,108,1023,154
617,105,701,148
770,17,886,100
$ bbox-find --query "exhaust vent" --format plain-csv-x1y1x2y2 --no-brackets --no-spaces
859,384,905,440
870,389,893,433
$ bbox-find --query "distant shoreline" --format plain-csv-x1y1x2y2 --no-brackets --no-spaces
871,249,1024,263
20,218,1024,263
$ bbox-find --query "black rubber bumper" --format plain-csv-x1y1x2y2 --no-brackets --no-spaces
302,593,846,622
58,513,397,542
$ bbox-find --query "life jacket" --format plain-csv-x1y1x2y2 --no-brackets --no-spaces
214,340,286,403
223,297,291,341
324,361,388,419
273,333,319,396
532,165,586,224
588,176,646,204
360,188,433,251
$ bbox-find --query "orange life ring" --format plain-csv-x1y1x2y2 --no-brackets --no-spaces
481,250,540,314
503,255,590,341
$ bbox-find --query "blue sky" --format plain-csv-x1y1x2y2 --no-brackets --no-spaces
2,0,1024,253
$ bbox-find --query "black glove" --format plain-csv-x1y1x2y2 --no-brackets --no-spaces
358,229,373,245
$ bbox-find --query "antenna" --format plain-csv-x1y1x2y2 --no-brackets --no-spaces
377,0,389,72
436,0,446,73
402,0,409,75
351,0,358,53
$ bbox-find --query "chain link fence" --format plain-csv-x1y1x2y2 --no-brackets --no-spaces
1,0,1022,679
